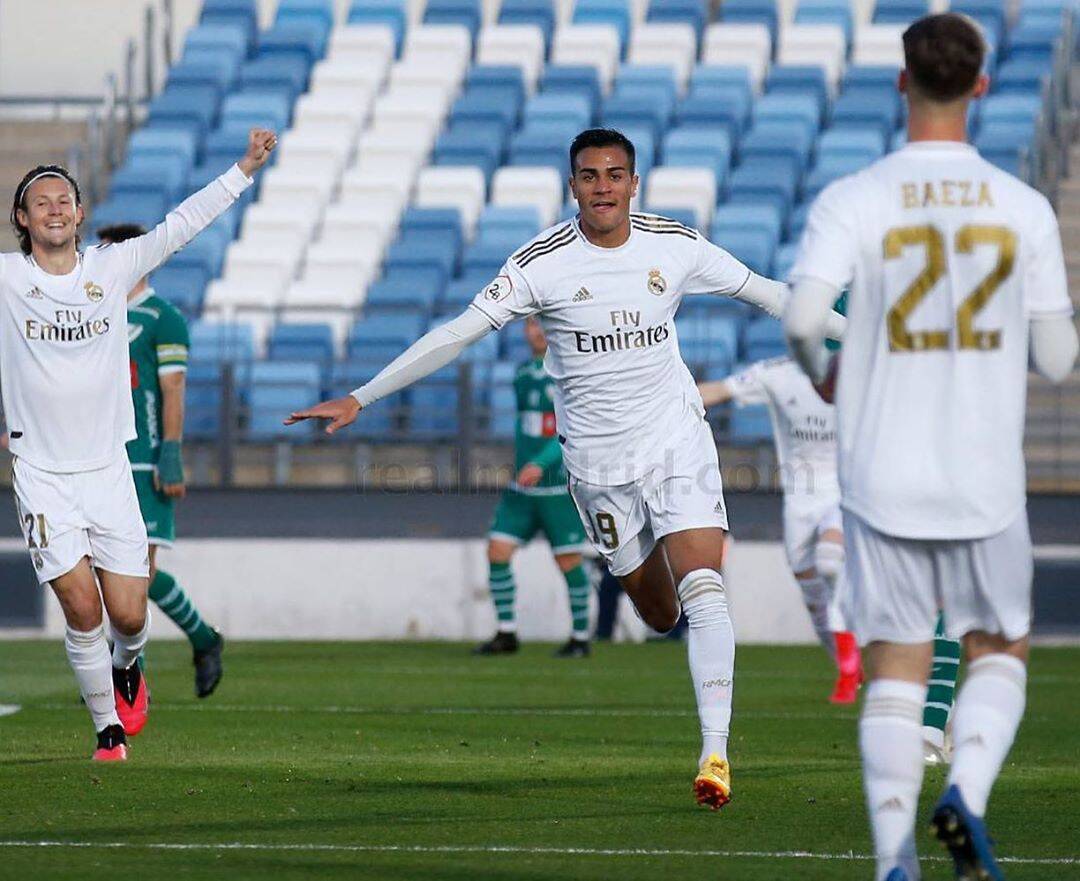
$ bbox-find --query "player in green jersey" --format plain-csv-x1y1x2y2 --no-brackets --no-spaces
475,317,592,658
98,225,223,697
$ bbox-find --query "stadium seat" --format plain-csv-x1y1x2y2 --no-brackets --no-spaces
126,128,199,171
711,203,783,250
326,360,400,435
830,88,903,141
248,361,323,439
491,166,565,227
477,204,542,240
754,92,823,134
713,228,775,276
434,126,505,183
773,242,800,281
524,92,595,130
552,25,622,92
268,322,336,363
766,66,829,120
366,265,447,312
872,0,929,23
644,166,717,228
424,0,483,40
221,89,293,131
239,55,310,101
328,23,396,64
499,0,557,50
647,0,707,39
258,19,330,66
90,194,168,230
741,121,815,173
663,126,733,187
804,153,872,197
219,238,304,305
675,86,752,140
167,55,238,99
743,318,788,361
730,402,772,442
347,0,407,55
778,24,847,91
719,0,779,42
183,23,250,61
572,0,632,52
817,126,887,161
189,319,256,363
794,0,853,46
109,157,187,205
626,24,698,88
701,23,772,91
147,85,221,139
201,0,258,48
476,25,547,94
994,57,1053,95
414,167,488,236
853,24,907,67
150,265,210,317
276,0,336,30
727,157,800,222
348,312,427,360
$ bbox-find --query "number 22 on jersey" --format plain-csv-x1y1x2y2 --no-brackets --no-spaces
884,224,1016,353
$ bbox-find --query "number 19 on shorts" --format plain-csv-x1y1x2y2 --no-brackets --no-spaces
591,511,619,549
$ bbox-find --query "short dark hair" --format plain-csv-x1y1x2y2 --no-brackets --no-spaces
903,13,985,102
10,164,82,255
96,223,146,244
569,128,636,175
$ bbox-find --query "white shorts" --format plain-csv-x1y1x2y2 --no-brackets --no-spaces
842,509,1033,646
12,454,149,585
783,495,842,573
568,415,729,577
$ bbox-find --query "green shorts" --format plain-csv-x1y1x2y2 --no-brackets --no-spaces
489,488,587,554
132,467,175,546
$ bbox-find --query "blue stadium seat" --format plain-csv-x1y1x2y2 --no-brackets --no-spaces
384,232,460,279
183,23,250,61
804,154,872,198
400,207,463,244
741,122,815,173
434,127,504,182
347,0,407,55
185,361,227,439
720,0,778,41
488,384,517,439
239,55,310,101
258,19,329,66
979,94,1043,129
690,65,753,99
423,0,482,38
602,92,675,143
499,0,556,49
466,65,526,106
675,87,752,140
713,228,775,276
91,193,168,230
540,66,603,110
365,268,445,313
450,88,522,129
795,1,852,44
615,65,679,103
872,0,929,23
509,124,578,171
221,90,293,131
730,403,772,443
126,128,199,170
743,318,787,361
190,320,256,363
166,55,238,98
727,157,800,222
711,203,783,249
842,65,902,92
477,205,541,240
203,125,272,175
524,92,595,130
830,89,903,141
409,371,461,436
1007,19,1062,62
268,323,336,363
109,156,187,204
765,66,829,122
166,226,230,277
788,200,812,242
663,126,733,186
149,265,210,318
675,313,740,367
647,0,707,40
462,240,515,277
147,85,221,139
754,92,822,134
276,0,336,30
994,57,1053,94
442,274,489,311
348,313,426,360
773,242,800,281
573,0,632,52
817,126,887,162
248,361,323,439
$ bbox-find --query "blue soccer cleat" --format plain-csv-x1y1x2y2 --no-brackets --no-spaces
931,784,1005,881
885,868,910,881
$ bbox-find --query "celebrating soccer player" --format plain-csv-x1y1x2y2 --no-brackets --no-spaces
784,14,1078,880
97,224,225,698
698,357,863,703
475,316,592,658
2,127,275,761
288,128,844,809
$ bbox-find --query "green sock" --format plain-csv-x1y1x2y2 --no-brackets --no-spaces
149,569,218,652
489,562,516,632
923,612,961,737
563,564,590,640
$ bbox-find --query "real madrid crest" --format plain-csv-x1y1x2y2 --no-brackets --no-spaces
647,268,667,296
84,281,104,302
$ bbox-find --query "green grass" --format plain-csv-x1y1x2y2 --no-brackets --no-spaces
1,641,1077,880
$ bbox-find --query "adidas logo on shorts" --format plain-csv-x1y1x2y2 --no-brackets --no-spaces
713,500,725,514
572,286,592,302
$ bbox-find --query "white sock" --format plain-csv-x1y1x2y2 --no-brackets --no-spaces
860,679,927,881
797,575,837,660
947,653,1026,817
110,608,151,670
677,569,735,765
65,625,121,732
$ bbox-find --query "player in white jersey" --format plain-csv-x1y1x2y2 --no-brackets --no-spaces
783,15,1078,880
288,127,845,809
698,356,863,703
3,128,276,761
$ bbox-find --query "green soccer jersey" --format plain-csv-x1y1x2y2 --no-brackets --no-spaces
126,289,189,465
513,357,566,493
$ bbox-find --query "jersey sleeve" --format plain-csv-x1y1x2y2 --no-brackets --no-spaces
468,258,541,329
726,364,769,406
155,304,190,375
789,178,859,290
683,234,753,297
107,165,253,293
1024,194,1073,317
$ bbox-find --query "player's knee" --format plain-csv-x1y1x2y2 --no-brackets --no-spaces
643,601,680,633
487,540,514,565
814,539,845,581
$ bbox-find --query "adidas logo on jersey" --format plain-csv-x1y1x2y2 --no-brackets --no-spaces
25,286,44,299
572,286,592,302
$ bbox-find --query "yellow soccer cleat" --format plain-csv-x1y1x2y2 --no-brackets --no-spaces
694,754,732,810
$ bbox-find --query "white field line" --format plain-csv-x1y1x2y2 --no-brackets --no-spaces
0,705,19,717
0,840,1075,866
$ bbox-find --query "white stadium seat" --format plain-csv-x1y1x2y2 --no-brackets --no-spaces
195,308,271,355
388,59,466,100
258,167,336,216
702,23,773,92
552,25,622,93
371,88,451,145
310,58,389,94
627,24,698,90
778,24,847,91
221,236,305,303
491,166,565,228
644,166,717,229
339,166,416,209
328,24,396,65
853,24,907,67
414,166,487,237
476,25,547,94
403,24,472,68
277,128,354,179
241,202,320,246
292,93,371,147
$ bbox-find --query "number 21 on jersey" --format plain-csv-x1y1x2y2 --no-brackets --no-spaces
884,224,1016,353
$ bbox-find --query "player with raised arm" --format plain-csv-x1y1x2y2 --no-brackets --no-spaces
97,223,225,698
783,15,1078,880
3,128,275,761
698,356,863,703
475,316,592,659
288,128,844,809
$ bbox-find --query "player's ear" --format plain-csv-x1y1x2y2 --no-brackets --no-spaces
74,203,85,228
630,173,639,198
14,206,28,229
897,68,909,95
971,73,990,99
568,174,578,200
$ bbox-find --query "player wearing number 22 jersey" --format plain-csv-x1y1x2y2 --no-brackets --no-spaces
288,128,845,808
784,14,1077,881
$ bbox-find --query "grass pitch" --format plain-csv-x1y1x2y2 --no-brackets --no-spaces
1,640,1077,880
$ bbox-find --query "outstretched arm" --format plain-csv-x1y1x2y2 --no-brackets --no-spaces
1030,314,1079,383
286,307,495,434
733,273,847,340
697,379,735,407
783,277,842,390
113,128,276,289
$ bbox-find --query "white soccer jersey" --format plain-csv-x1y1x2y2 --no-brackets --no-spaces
790,141,1072,539
0,164,251,473
471,213,753,486
727,356,839,501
